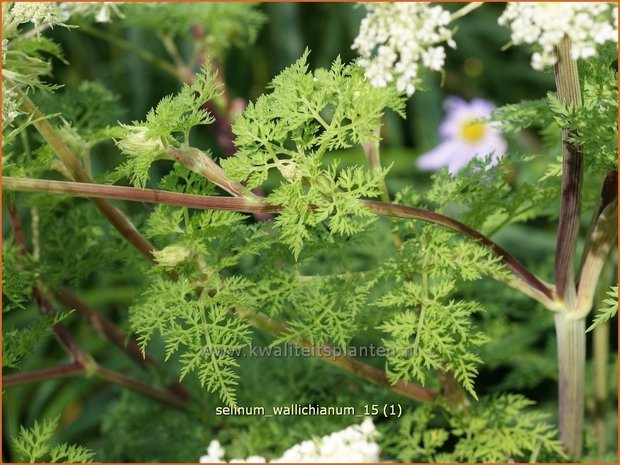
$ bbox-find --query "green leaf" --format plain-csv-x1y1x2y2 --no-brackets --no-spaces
113,64,220,187
12,417,95,463
223,52,403,258
587,286,618,332
389,395,564,463
129,276,253,406
122,3,266,49
3,313,67,368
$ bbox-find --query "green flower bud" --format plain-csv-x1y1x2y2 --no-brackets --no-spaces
280,163,302,182
117,125,165,158
153,244,192,268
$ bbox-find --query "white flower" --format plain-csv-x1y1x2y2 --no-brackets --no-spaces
422,46,446,71
230,457,266,463
58,2,125,23
498,2,618,70
352,3,456,97
8,2,67,28
199,418,380,463
199,440,225,463
95,5,112,23
359,416,376,436
93,3,125,23
416,96,507,174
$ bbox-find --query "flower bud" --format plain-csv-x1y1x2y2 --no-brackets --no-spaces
279,163,302,182
153,244,192,268
117,125,165,158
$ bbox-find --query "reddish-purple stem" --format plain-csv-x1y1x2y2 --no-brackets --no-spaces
4,176,552,300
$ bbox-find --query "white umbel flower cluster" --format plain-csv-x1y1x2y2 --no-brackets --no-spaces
3,2,124,33
352,3,455,97
7,2,67,28
498,2,618,70
199,417,380,463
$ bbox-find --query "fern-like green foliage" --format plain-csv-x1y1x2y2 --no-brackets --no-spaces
31,200,142,287
446,394,565,462
270,273,375,349
146,165,267,275
100,391,212,462
425,153,560,235
547,45,617,175
3,313,67,368
2,2,69,132
222,51,404,258
35,80,125,137
473,277,558,392
112,65,219,187
4,3,618,462
492,98,553,133
587,286,618,332
2,33,65,146
2,35,65,92
11,416,95,463
2,239,36,313
386,395,564,463
493,46,617,178
121,3,265,51
129,275,253,407
376,224,506,398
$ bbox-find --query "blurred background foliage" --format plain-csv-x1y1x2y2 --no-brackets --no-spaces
3,2,616,462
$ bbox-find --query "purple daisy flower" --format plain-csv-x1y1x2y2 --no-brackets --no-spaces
416,96,507,174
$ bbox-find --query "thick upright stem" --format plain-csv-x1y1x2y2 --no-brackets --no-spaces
590,261,614,456
554,312,585,459
592,318,609,456
553,35,583,308
576,171,618,316
575,200,617,316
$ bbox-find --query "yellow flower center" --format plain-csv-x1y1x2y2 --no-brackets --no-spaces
460,119,486,143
